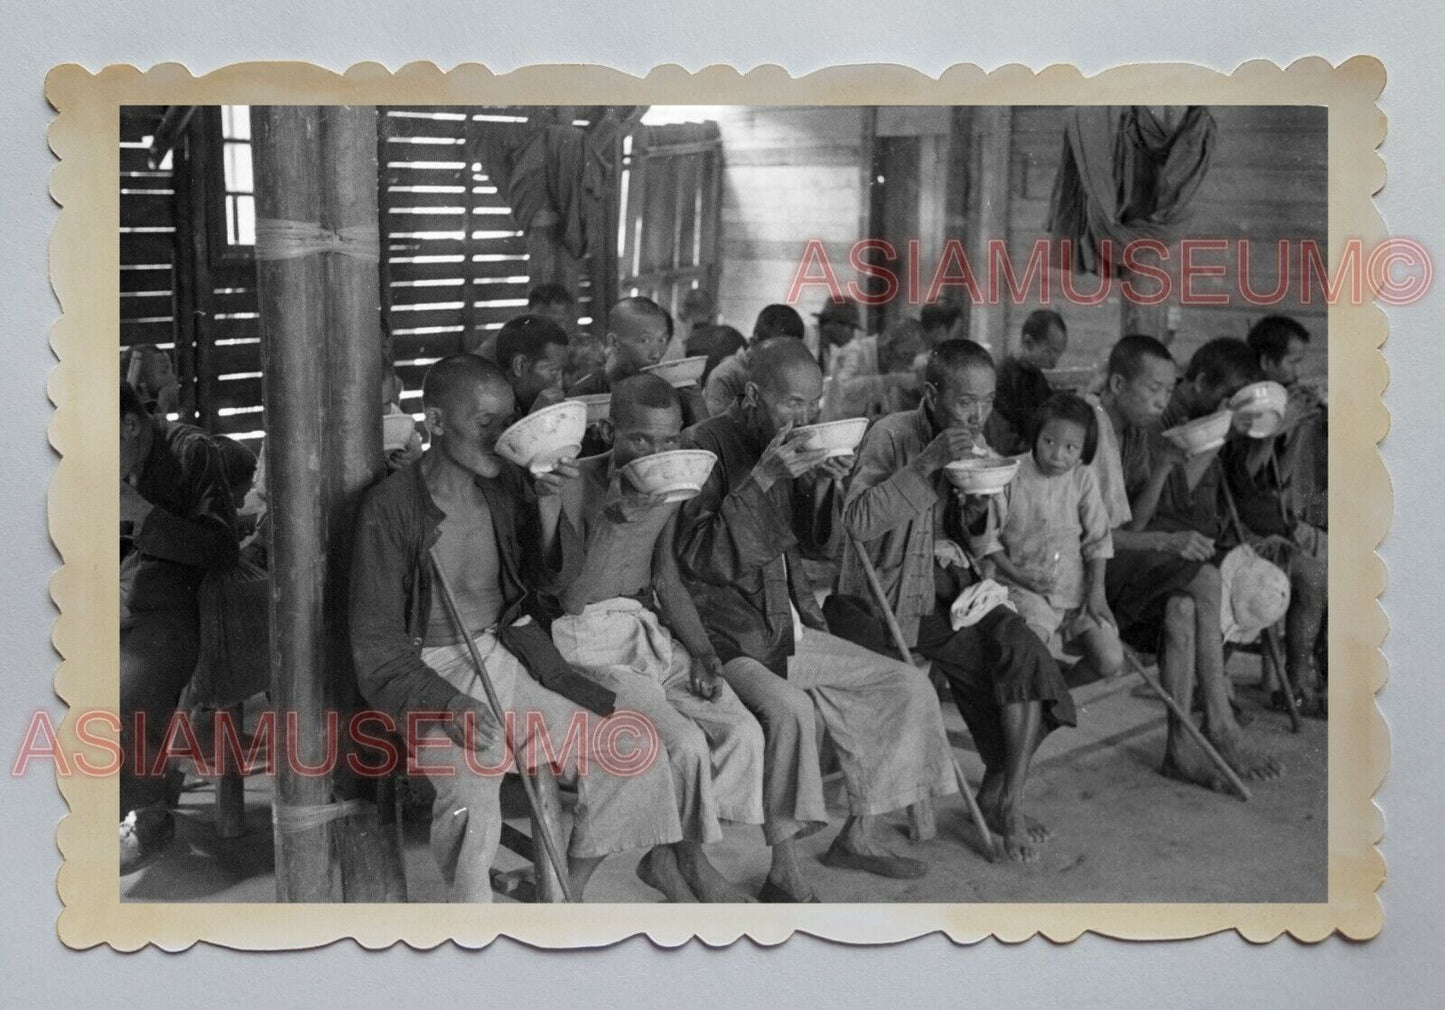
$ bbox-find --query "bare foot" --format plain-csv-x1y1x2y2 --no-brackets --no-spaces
1161,745,1232,795
675,843,756,903
993,811,1040,864
1211,732,1284,781
636,846,698,903
764,841,817,902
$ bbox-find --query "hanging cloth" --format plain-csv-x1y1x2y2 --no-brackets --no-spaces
1047,106,1217,275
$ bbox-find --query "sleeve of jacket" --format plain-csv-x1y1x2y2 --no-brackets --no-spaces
134,434,240,569
842,421,937,542
348,491,468,723
675,424,798,591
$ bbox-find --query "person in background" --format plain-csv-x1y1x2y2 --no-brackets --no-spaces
919,301,966,349
570,296,704,453
119,381,239,874
841,340,1076,863
677,338,957,899
822,316,927,421
494,313,571,415
685,324,747,389
702,304,807,418
123,343,183,417
1243,314,1327,529
985,309,1070,455
552,373,765,901
813,296,866,375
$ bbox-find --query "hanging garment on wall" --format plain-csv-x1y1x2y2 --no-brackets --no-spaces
1047,106,1217,275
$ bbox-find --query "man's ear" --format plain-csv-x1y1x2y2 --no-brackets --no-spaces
596,418,615,444
423,404,444,437
1106,373,1124,397
742,380,760,408
507,353,529,380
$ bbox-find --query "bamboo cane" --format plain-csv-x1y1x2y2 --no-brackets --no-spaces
428,546,576,903
1123,649,1252,802
847,536,1002,862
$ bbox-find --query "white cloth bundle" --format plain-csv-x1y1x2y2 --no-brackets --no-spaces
949,578,1017,630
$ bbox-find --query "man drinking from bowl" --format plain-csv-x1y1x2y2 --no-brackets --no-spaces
548,372,766,902
676,338,956,901
840,339,1075,864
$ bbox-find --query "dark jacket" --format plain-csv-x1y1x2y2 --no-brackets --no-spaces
676,403,840,675
348,458,611,724
124,417,239,616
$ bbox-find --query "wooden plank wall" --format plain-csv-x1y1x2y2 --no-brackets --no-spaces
1003,105,1329,376
119,107,179,365
711,106,867,343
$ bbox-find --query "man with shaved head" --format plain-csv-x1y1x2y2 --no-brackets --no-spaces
702,303,807,417
549,372,766,901
677,338,957,901
569,295,706,454
350,353,681,901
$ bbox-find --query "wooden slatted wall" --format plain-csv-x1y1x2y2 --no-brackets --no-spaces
119,107,179,378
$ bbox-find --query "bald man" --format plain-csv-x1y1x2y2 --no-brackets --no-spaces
677,339,957,901
551,373,765,901
350,354,681,902
569,295,706,454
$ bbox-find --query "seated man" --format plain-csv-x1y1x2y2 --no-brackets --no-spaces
983,309,1069,455
1243,313,1327,529
919,301,966,349
841,339,1077,863
685,324,747,389
677,338,957,899
473,281,577,366
552,373,766,901
494,313,571,415
119,381,240,873
350,354,680,902
1091,335,1284,789
569,296,704,454
1156,337,1327,718
702,303,806,418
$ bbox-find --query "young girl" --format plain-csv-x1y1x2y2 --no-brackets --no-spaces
979,393,1124,681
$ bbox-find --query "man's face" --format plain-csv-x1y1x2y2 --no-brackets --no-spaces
820,319,858,349
925,364,996,441
748,361,824,440
608,315,669,377
428,379,516,473
611,403,684,469
511,342,569,408
1109,355,1177,427
142,350,176,394
533,300,574,334
1183,369,1253,418
1023,324,1068,369
1262,337,1307,386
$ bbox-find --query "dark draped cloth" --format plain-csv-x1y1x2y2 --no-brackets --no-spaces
1048,106,1217,276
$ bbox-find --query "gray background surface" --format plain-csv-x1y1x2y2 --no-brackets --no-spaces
1,2,1438,1003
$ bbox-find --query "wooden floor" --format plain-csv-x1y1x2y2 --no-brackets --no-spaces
122,655,1327,905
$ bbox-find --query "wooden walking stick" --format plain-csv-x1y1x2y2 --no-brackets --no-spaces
1122,649,1252,802
427,546,576,903
848,536,1003,862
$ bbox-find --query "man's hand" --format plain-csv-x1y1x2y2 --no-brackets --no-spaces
119,480,155,528
607,487,672,524
1085,589,1116,631
751,422,829,492
1153,438,1191,473
385,437,425,473
915,427,982,476
814,453,855,483
689,653,724,701
934,539,969,570
441,695,503,754
533,456,581,497
1164,529,1215,561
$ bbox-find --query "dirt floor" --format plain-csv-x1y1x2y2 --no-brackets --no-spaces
123,654,1327,904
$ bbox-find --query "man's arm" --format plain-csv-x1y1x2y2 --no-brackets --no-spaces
841,423,938,542
652,512,718,661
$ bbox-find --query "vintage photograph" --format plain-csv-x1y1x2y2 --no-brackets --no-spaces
47,61,1386,947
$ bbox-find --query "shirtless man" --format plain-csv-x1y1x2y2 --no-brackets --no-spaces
677,338,957,900
552,373,766,901
1091,335,1283,790
350,354,680,901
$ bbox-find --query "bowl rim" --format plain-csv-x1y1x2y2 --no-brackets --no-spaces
622,447,718,470
642,355,709,373
794,418,870,433
1163,408,1234,437
496,398,588,450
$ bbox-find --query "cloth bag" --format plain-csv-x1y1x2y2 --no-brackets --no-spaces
190,558,272,705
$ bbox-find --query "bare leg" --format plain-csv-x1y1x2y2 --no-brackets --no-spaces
1185,569,1283,780
1286,554,1327,713
1158,594,1230,794
635,845,697,902
979,700,1048,862
765,837,816,901
825,814,927,879
673,841,756,902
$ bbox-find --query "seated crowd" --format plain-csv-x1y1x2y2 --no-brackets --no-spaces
117,283,1327,897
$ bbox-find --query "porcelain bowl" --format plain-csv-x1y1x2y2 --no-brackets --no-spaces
642,355,708,388
1227,381,1289,438
494,399,588,473
793,418,869,459
1162,408,1234,456
568,393,613,426
943,456,1021,496
620,449,718,503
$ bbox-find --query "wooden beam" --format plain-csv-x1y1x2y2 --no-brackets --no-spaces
967,107,1013,356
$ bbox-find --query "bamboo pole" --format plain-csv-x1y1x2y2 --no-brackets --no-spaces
252,105,339,902
847,536,1001,862
320,105,406,902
